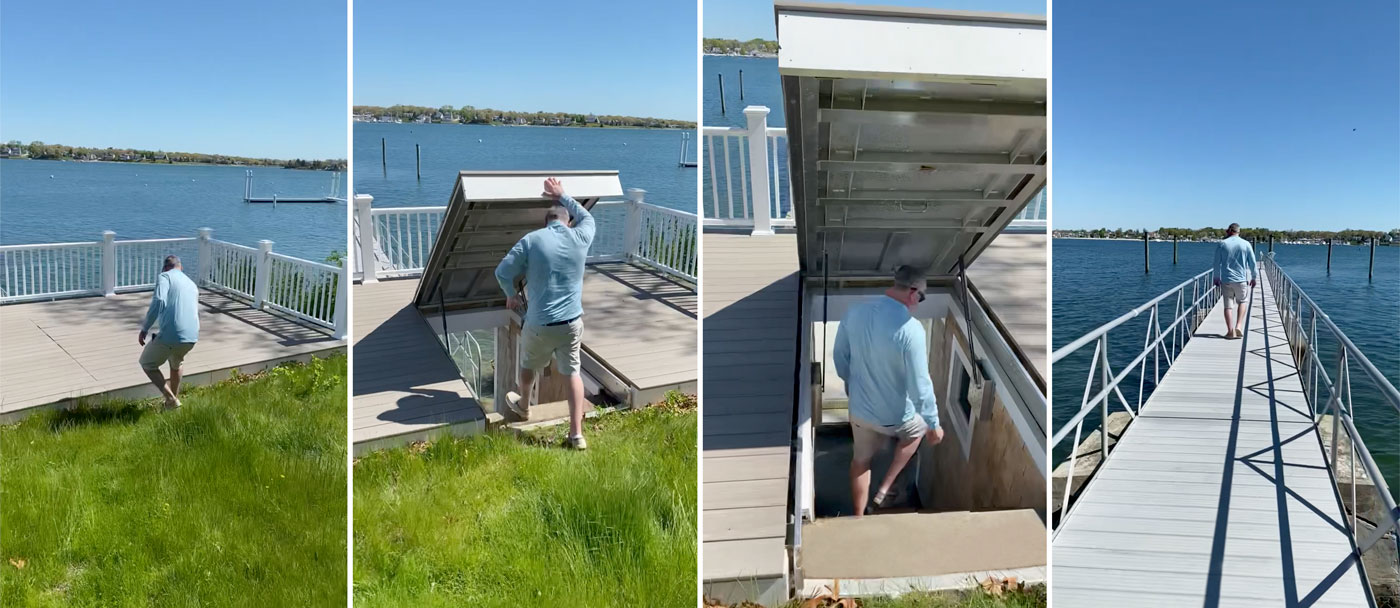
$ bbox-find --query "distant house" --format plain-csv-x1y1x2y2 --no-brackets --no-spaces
586,114,599,124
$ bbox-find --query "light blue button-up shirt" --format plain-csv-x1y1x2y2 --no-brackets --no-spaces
1213,235,1258,284
495,194,596,326
833,296,940,430
141,269,200,343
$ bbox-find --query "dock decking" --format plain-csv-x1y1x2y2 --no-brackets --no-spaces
1,290,344,421
702,233,799,605
352,262,697,454
1053,273,1370,606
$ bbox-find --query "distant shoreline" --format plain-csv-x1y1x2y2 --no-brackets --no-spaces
355,122,691,132
0,157,340,171
703,52,777,59
1055,236,1392,245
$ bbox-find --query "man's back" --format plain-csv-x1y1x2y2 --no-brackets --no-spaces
833,296,934,428
147,269,200,343
495,193,596,325
1214,235,1258,284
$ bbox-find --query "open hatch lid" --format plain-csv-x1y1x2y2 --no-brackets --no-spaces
413,170,623,312
776,2,1046,281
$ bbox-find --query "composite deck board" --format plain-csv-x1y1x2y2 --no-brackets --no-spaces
968,232,1047,385
351,263,696,451
0,290,342,416
702,232,797,586
1053,273,1370,606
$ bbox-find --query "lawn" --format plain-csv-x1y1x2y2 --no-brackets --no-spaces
0,354,348,607
353,394,698,607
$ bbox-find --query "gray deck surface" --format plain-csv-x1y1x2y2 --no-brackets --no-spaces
969,232,1047,383
1,290,341,418
1053,274,1370,607
352,263,696,452
702,233,798,590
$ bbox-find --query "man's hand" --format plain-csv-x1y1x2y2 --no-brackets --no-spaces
138,331,148,346
542,177,565,201
506,295,523,311
1249,279,1256,288
1214,277,1221,287
924,427,944,446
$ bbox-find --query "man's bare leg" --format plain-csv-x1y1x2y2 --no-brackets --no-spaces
1223,304,1235,338
1235,303,1247,337
142,367,176,407
567,373,585,438
850,457,873,518
875,436,921,500
517,367,537,419
169,366,183,400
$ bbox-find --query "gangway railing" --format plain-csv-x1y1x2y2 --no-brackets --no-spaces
352,191,697,285
1050,268,1220,530
1262,254,1399,560
1,229,347,339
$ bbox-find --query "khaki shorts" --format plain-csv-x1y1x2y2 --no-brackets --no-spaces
139,339,195,371
1220,282,1248,307
521,318,584,376
851,415,928,463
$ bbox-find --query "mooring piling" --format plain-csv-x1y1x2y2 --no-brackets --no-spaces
1173,235,1179,264
718,74,726,115
1143,231,1150,273
1268,233,1274,253
381,137,386,174
1327,238,1333,273
739,70,745,100
415,144,421,180
1369,237,1376,280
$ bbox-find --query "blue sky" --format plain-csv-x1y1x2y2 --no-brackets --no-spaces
1056,1,1400,231
354,0,696,121
0,0,347,160
704,0,1045,39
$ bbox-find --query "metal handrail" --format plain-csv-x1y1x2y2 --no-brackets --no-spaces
1261,255,1399,555
1051,268,1220,531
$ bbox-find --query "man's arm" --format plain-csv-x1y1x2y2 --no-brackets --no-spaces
140,274,169,341
557,193,595,244
495,237,529,304
1213,243,1224,284
1249,245,1259,282
903,325,939,429
832,318,851,382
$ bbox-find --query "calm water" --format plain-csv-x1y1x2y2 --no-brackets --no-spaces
703,55,785,128
1053,238,1400,493
352,122,696,213
0,159,346,262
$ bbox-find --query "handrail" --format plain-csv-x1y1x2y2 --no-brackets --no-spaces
1261,255,1398,555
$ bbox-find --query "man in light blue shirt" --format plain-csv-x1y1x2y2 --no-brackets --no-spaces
138,255,200,410
1213,223,1258,339
495,177,595,449
833,265,944,517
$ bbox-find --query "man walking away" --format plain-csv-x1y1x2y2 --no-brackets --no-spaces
1213,223,1258,339
494,177,596,450
139,255,200,410
833,265,945,517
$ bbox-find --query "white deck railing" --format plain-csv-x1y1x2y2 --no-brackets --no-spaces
353,189,698,285
702,105,1048,235
0,228,347,339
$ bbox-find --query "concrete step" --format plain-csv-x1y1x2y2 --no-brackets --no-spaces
485,393,613,434
800,509,1047,593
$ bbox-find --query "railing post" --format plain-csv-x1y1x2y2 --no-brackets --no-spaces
743,106,773,236
100,230,116,296
355,194,378,283
196,227,213,286
253,240,273,309
623,188,645,259
332,264,348,340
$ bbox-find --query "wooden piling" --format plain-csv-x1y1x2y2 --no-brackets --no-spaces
718,74,726,115
1269,233,1274,253
381,137,386,173
415,144,421,180
1327,239,1332,274
1173,236,1179,264
1144,231,1150,274
739,69,745,100
1369,237,1376,280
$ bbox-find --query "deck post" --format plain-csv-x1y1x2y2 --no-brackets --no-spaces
623,188,645,259
744,106,774,236
253,240,273,309
197,227,213,286
355,194,378,283
100,230,116,296
332,264,348,339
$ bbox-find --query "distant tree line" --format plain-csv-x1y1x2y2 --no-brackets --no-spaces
703,37,778,55
1,140,345,171
352,104,695,129
1054,226,1399,243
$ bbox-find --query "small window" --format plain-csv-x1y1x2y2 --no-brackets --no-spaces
945,339,977,460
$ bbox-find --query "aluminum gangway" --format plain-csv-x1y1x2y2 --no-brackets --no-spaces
1050,256,1397,606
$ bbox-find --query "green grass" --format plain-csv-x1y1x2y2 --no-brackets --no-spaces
0,355,347,607
353,395,698,607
